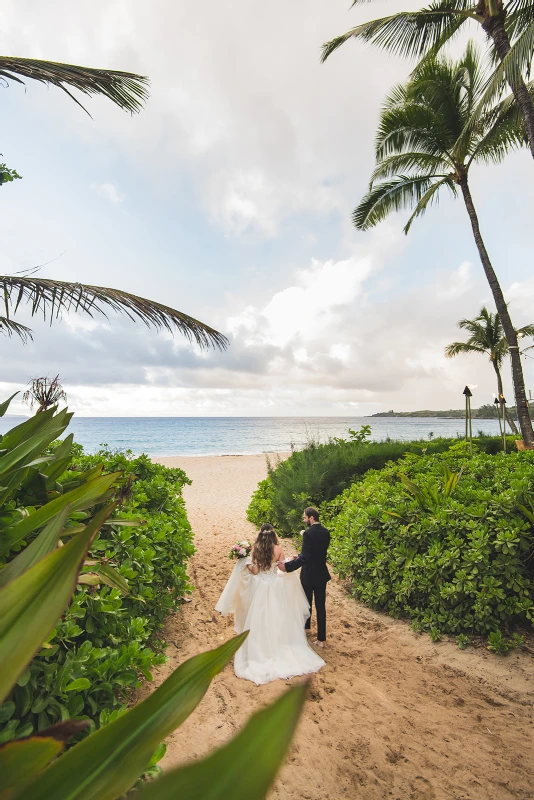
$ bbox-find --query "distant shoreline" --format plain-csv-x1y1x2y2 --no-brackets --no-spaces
372,409,517,420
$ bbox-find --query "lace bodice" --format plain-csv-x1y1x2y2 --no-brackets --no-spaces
250,560,281,579
260,562,280,575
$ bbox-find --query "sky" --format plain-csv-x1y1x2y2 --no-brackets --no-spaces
1,0,534,417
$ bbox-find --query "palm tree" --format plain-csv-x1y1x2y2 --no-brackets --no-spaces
322,1,534,161
353,44,534,445
0,56,227,350
445,307,534,432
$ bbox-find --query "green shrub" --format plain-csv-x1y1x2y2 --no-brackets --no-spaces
327,447,534,638
0,443,194,742
247,432,509,536
0,401,304,798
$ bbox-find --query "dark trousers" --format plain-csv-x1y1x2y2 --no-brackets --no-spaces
302,581,327,641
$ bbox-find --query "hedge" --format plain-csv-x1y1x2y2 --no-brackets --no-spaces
0,444,194,745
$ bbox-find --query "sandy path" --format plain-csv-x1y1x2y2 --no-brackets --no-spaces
146,454,534,800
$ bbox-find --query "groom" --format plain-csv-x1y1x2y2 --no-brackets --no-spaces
277,507,331,647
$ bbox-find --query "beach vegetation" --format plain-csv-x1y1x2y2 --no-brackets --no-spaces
351,43,534,445
247,431,509,536
0,421,195,743
325,446,534,645
0,396,304,797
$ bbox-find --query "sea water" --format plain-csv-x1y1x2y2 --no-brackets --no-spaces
0,416,503,457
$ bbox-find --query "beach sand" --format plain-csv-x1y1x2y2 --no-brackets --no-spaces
142,453,534,799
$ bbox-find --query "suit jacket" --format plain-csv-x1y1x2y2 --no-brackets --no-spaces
285,523,331,586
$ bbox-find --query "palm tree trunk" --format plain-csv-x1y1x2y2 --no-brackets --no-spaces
483,10,534,160
492,360,518,433
458,175,534,446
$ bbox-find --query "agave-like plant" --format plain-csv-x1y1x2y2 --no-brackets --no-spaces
322,1,534,161
22,375,67,414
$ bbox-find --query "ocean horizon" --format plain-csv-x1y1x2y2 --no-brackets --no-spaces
0,415,505,457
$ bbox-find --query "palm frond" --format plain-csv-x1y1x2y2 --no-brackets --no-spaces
464,23,534,129
0,277,228,350
352,174,448,231
403,175,455,232
444,341,487,358
452,307,510,366
376,96,455,160
468,88,528,164
370,152,450,183
0,57,149,115
0,315,33,344
517,323,534,338
321,3,478,63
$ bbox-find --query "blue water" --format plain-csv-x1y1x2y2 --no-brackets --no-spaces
0,416,504,457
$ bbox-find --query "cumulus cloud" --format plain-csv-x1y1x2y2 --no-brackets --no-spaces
2,251,533,417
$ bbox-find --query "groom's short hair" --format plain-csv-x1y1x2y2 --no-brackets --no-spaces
304,507,319,521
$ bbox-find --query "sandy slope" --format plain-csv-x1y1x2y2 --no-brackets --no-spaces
144,454,534,800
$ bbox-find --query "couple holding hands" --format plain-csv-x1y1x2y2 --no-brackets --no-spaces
216,507,331,685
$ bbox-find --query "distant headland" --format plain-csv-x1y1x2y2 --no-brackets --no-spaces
372,404,518,420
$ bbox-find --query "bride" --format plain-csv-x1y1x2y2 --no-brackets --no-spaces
216,523,325,685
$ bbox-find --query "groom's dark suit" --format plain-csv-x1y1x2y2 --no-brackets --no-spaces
285,522,330,641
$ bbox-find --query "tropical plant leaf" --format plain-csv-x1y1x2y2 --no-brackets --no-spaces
0,316,33,342
19,634,248,800
0,56,149,116
92,564,129,595
0,393,19,418
136,683,307,800
0,472,120,555
518,503,534,524
321,5,475,63
0,406,69,450
0,736,64,798
0,506,70,589
0,501,117,704
353,174,445,230
0,276,228,351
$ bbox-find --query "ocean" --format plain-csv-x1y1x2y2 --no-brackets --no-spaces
0,415,504,457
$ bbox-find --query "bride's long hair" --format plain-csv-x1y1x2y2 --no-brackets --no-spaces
253,523,278,572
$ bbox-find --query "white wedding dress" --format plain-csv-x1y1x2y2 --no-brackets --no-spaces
215,557,325,685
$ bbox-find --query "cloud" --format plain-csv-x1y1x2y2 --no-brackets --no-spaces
92,182,123,204
1,1,533,418
2,249,532,417
0,0,408,239
228,255,373,348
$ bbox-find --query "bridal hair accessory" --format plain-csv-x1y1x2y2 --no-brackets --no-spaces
229,540,251,560
259,523,276,535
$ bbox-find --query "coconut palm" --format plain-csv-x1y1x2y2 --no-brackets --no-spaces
445,307,534,432
322,1,534,161
0,55,227,350
353,44,534,444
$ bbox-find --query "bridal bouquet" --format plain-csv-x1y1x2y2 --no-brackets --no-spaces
229,540,251,560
